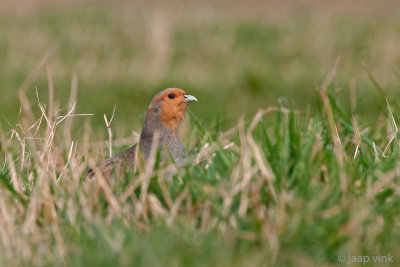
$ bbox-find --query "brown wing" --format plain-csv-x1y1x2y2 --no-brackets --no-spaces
86,145,137,178
114,144,138,169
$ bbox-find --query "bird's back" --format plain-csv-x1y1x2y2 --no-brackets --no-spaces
114,144,137,169
87,144,137,177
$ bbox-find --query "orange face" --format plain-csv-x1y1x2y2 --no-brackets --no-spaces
152,88,188,105
150,88,197,134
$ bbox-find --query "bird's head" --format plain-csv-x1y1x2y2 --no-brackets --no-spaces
146,88,198,134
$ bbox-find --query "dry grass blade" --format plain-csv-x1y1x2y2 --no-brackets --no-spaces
200,201,211,232
247,109,277,201
47,68,54,121
157,175,173,209
319,57,343,160
63,73,79,144
352,115,361,159
167,187,188,225
19,44,58,94
319,56,348,192
148,193,168,218
104,105,117,158
382,98,398,157
92,167,122,217
57,140,75,181
6,153,20,192
373,142,379,163
235,118,252,217
9,129,26,170
137,130,160,221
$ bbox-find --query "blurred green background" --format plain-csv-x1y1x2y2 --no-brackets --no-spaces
1,0,400,135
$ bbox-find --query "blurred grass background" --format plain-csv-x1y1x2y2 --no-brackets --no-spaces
1,0,400,136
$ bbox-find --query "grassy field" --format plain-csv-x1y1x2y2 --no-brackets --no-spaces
1,1,400,266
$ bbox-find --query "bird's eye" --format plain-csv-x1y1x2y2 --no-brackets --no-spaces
168,94,175,99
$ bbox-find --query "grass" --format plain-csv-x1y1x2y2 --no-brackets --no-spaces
1,65,400,266
1,1,400,266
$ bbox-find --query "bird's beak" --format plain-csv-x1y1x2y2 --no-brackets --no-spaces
183,94,198,102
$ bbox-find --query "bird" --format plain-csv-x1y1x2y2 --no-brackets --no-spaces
87,88,198,177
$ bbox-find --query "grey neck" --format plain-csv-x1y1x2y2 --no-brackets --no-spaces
139,115,185,161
